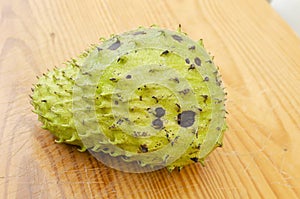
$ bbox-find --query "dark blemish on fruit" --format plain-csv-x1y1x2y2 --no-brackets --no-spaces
189,46,196,50
126,74,132,79
170,77,180,83
190,157,199,163
114,100,118,105
163,154,170,164
108,39,121,50
155,107,166,118
139,96,143,101
176,103,181,112
103,148,109,151
185,58,190,64
158,30,166,36
97,47,102,52
204,76,209,81
83,72,92,76
216,127,221,131
172,35,183,42
122,155,130,160
198,107,203,112
206,60,213,64
188,64,195,70
160,50,169,56
110,77,117,81
177,110,196,128
116,119,123,125
108,124,116,129
133,31,146,35
149,69,159,73
179,88,190,95
201,95,208,103
117,56,127,64
171,136,179,146
215,98,223,104
194,57,201,66
216,77,222,86
140,144,148,153
41,99,47,102
152,96,158,103
152,118,163,129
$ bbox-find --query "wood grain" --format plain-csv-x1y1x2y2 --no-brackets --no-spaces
1,0,300,198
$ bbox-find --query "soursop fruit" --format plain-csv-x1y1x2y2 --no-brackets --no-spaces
31,27,227,172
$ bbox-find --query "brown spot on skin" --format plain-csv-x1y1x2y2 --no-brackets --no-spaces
177,111,196,128
133,31,146,35
188,64,195,70
117,56,127,63
139,96,143,101
126,75,132,79
204,77,209,81
108,39,121,50
171,136,179,146
215,98,223,104
97,47,102,52
116,119,123,125
155,107,165,118
179,88,190,95
189,46,196,50
190,157,199,162
160,50,169,56
175,103,181,112
201,95,208,103
170,77,180,83
114,101,118,105
172,35,183,42
41,99,47,102
185,58,190,64
140,144,148,153
152,96,159,103
152,118,163,129
194,57,201,66
158,30,166,36
110,77,117,81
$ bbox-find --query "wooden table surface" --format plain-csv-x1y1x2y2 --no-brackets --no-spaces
1,0,300,198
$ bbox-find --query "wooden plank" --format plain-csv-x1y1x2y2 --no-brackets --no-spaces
1,0,300,198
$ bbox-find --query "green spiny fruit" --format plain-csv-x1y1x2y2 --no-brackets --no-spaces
31,26,227,172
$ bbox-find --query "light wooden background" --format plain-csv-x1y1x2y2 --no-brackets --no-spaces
1,0,300,198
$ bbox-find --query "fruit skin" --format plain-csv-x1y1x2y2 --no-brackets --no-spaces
31,27,227,172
